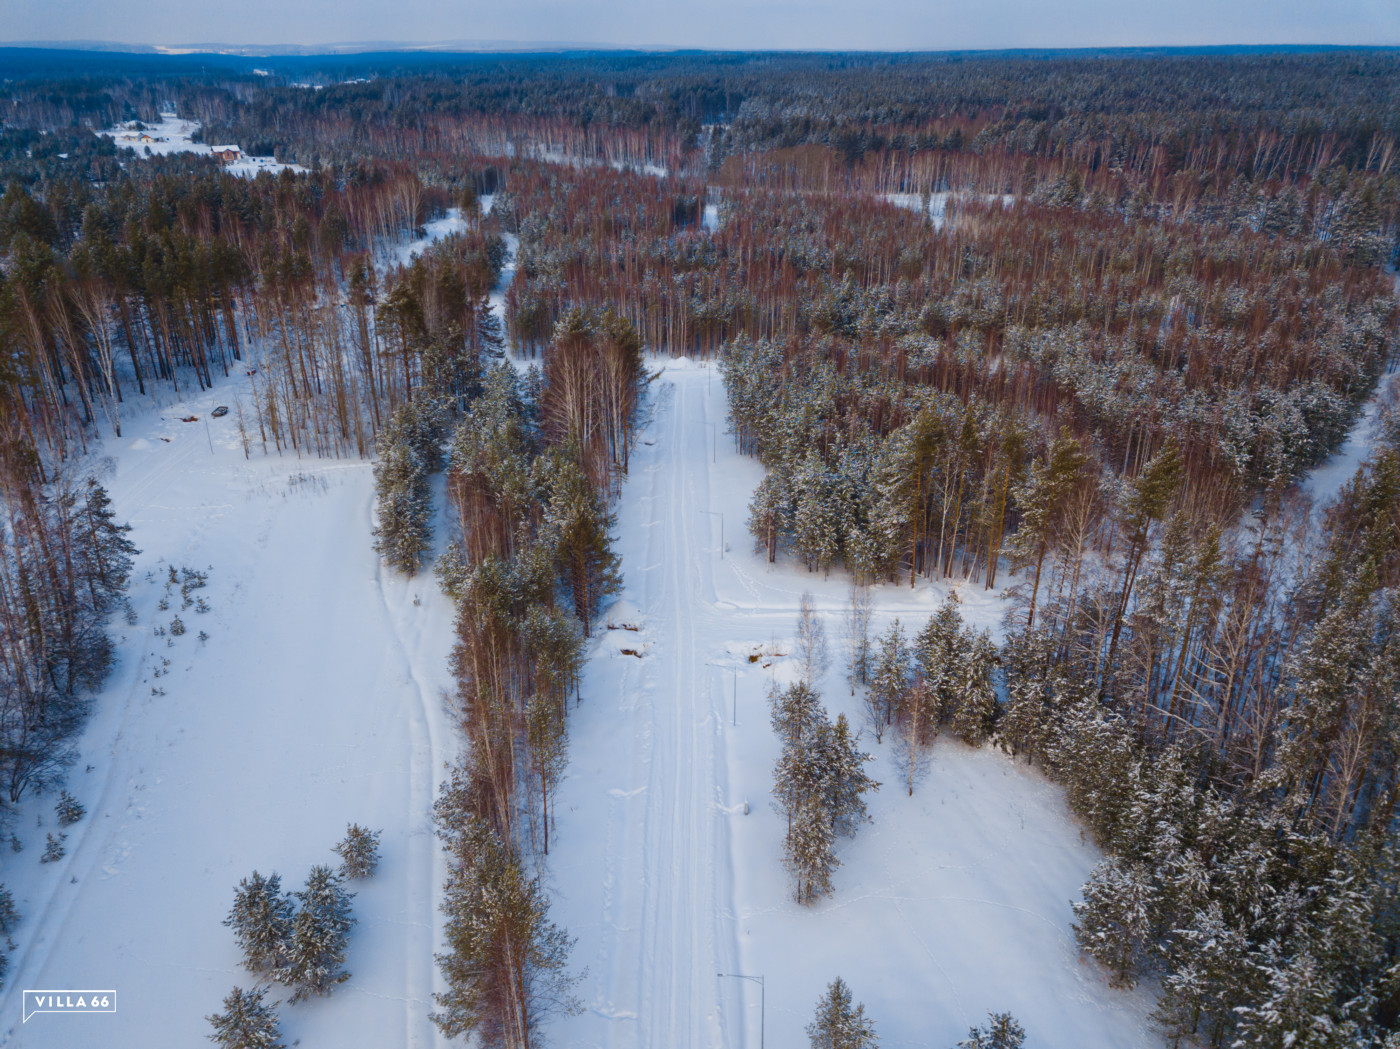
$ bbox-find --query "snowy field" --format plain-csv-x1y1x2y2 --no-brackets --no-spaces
99,114,307,177
0,380,460,1048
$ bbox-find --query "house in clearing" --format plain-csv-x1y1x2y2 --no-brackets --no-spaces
211,145,243,164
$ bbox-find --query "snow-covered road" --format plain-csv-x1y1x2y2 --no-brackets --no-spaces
549,361,1160,1049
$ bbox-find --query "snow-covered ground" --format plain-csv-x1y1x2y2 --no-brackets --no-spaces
0,355,1161,1048
99,113,306,177
546,358,1159,1049
379,207,470,275
0,219,476,1047
1299,276,1400,517
884,191,1017,230
0,384,460,1049
11,137,1396,1046
1300,360,1399,518
1,185,1177,1048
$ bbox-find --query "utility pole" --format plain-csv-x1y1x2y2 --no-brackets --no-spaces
717,972,764,1049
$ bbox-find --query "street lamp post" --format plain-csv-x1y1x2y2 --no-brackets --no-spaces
700,510,724,559
717,972,764,1049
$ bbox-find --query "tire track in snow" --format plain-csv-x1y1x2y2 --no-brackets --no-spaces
654,377,722,1046
368,474,451,1049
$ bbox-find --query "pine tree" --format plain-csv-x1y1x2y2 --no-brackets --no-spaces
333,824,382,879
535,449,621,635
748,469,792,564
1006,429,1088,629
774,688,877,903
1105,440,1184,679
75,478,139,613
224,871,294,975
786,797,838,904
793,449,840,574
1072,859,1159,989
433,818,579,1046
40,833,65,863
866,620,908,743
957,1011,1025,1049
948,629,998,746
796,591,829,684
0,884,18,936
770,681,823,751
274,865,356,1002
55,789,85,825
206,986,285,1049
807,976,879,1048
373,440,433,574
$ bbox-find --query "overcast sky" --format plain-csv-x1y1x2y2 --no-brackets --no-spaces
2,0,1397,51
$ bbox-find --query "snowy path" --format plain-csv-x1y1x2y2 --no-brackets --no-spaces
549,361,1160,1049
1298,275,1400,515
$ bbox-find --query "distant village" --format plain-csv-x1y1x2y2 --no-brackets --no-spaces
111,116,243,163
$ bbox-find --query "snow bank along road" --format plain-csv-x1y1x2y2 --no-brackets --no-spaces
547,360,1160,1049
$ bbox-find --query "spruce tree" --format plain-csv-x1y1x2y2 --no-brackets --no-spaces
948,629,998,746
373,440,433,574
911,599,959,728
1072,859,1159,989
